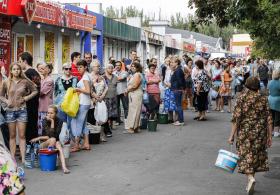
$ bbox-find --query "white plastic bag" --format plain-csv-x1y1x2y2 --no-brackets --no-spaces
210,88,219,99
94,101,108,125
59,122,70,145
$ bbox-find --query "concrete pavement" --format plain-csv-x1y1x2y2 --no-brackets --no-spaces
24,110,280,195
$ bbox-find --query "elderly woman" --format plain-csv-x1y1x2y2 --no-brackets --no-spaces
124,62,143,134
268,69,280,137
146,63,161,119
193,60,211,121
54,63,78,122
228,77,273,195
103,64,118,137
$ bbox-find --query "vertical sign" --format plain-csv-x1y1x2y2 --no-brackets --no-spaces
0,21,11,72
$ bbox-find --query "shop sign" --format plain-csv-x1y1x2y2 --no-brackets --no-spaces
0,0,8,14
245,47,252,56
22,0,95,32
0,21,11,73
65,10,95,32
23,0,37,24
183,42,195,53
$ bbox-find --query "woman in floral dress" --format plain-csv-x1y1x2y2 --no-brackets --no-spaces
228,77,273,195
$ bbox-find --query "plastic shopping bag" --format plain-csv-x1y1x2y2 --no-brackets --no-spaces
210,88,219,99
143,92,149,104
61,88,79,117
59,122,70,145
94,101,108,125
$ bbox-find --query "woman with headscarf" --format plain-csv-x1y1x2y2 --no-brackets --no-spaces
228,77,273,195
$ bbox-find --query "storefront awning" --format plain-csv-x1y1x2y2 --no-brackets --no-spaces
20,0,96,32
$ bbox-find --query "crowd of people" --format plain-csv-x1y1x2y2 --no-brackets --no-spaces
0,48,279,195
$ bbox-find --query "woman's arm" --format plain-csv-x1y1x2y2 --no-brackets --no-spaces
40,79,54,96
228,122,237,144
77,80,90,95
24,81,38,102
127,73,141,92
0,81,8,104
30,136,49,143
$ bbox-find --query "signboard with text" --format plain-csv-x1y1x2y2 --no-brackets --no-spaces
0,21,11,73
183,42,195,53
22,0,96,32
0,0,8,14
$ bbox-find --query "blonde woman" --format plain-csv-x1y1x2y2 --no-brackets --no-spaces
0,63,38,163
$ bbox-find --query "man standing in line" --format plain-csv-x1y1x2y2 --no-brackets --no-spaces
125,50,137,70
84,52,93,72
18,52,41,143
114,61,129,127
71,52,81,80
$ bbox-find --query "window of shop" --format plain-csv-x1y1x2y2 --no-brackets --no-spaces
45,32,55,64
14,34,34,62
62,35,70,64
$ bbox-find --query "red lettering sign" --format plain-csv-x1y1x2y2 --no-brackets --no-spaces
23,0,37,24
0,21,11,73
0,0,8,14
21,0,95,32
184,42,195,53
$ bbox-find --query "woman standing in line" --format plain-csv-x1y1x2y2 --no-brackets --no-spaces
146,63,161,119
220,65,233,113
70,60,91,152
170,57,186,126
38,63,54,135
228,77,273,195
268,69,280,137
54,63,78,122
0,63,38,163
193,60,211,121
124,62,143,134
211,60,223,111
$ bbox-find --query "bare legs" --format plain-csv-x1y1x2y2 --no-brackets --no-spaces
55,141,70,173
246,173,256,194
8,122,26,163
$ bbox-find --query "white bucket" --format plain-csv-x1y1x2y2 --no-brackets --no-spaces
215,149,239,173
63,144,71,159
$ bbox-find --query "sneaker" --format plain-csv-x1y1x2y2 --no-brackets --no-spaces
106,132,112,137
173,121,185,126
220,110,225,113
273,132,280,137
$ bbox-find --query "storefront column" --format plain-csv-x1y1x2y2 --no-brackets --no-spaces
97,34,103,66
84,32,91,53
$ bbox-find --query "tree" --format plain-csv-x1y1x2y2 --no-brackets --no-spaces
188,0,280,58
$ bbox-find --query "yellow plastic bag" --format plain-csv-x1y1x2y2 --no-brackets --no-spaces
61,88,79,117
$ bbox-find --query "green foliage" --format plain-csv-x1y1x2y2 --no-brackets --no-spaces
189,0,280,58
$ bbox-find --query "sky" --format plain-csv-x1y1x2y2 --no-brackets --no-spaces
58,0,194,19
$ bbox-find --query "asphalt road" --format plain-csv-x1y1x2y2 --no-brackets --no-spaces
24,110,280,195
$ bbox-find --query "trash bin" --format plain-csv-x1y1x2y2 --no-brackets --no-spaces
148,120,157,132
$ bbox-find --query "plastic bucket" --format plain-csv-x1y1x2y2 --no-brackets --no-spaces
63,144,70,159
140,118,148,129
89,133,100,144
148,120,157,132
215,149,239,173
158,113,168,124
39,149,58,172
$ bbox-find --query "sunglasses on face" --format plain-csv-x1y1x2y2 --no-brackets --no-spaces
64,68,71,71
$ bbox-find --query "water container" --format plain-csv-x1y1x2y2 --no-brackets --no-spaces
148,120,158,132
215,149,239,173
39,149,58,172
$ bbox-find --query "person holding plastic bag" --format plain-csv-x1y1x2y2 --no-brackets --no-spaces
30,105,70,174
70,60,91,152
228,77,273,195
54,63,78,122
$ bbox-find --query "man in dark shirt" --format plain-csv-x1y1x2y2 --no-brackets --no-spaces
18,52,41,142
257,60,269,88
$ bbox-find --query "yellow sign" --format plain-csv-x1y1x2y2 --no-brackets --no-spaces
45,32,55,64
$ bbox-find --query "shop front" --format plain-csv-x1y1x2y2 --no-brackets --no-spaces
11,0,95,73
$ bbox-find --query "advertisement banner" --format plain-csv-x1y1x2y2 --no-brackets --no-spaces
0,21,11,73
22,0,96,32
0,0,8,14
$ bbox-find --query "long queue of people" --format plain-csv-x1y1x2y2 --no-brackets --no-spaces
0,48,280,194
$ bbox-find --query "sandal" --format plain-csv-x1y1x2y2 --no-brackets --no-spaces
197,118,207,121
193,116,200,120
70,147,80,153
81,146,91,150
63,169,70,174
